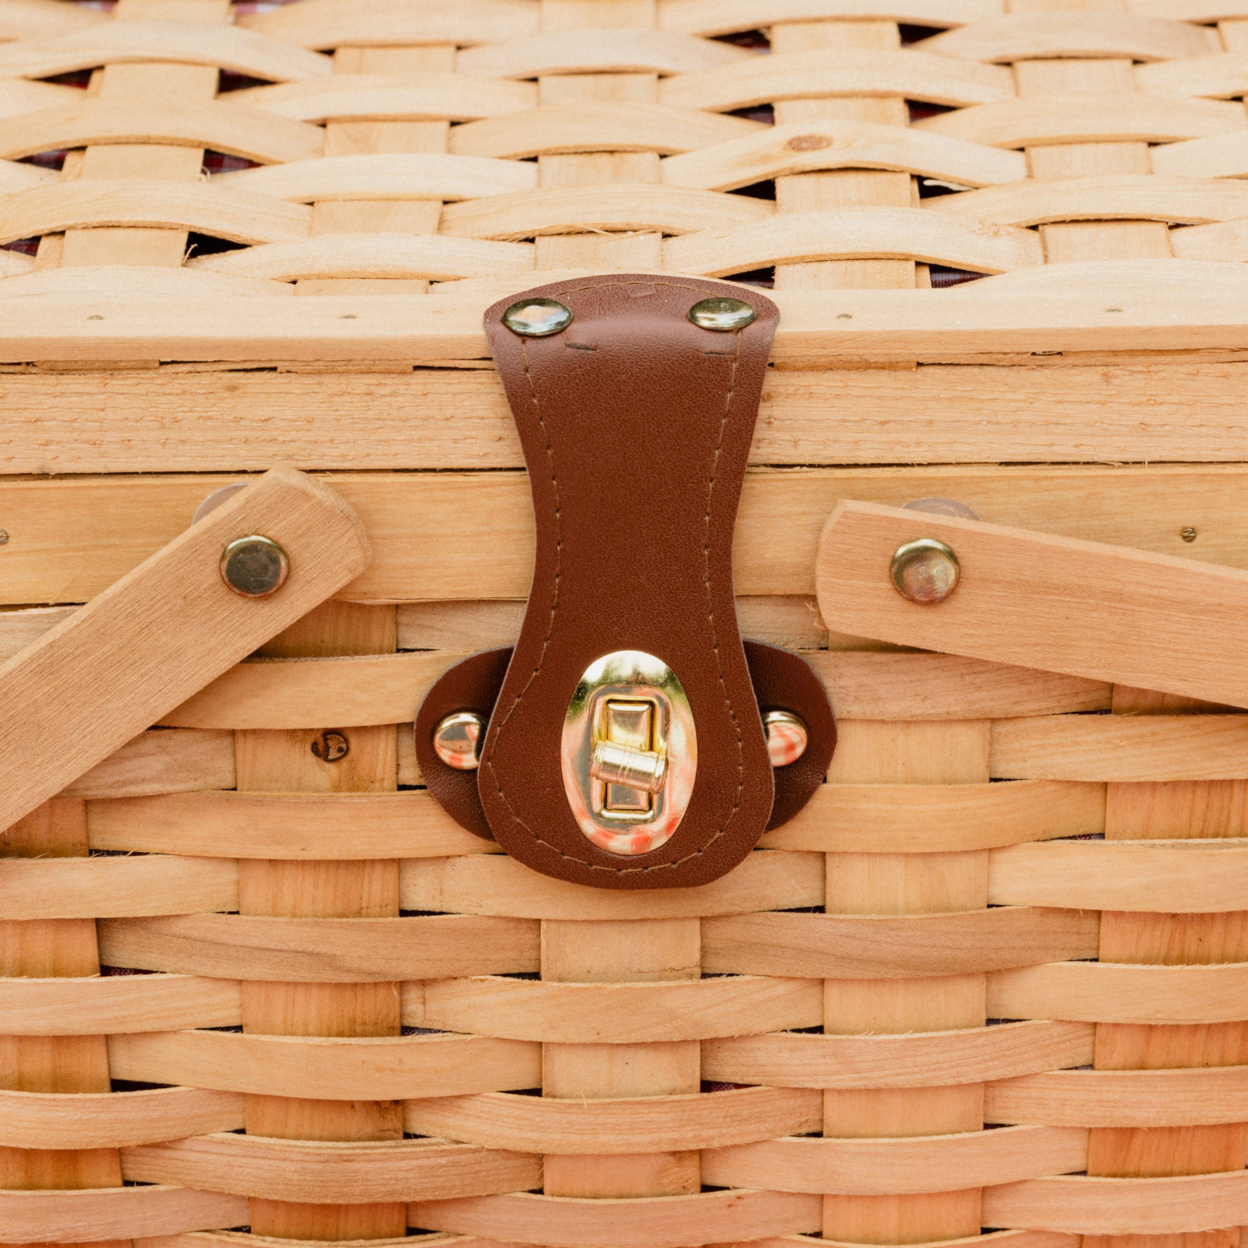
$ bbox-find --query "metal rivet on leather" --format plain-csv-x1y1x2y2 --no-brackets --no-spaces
502,297,573,337
688,295,757,332
762,709,808,767
433,711,486,770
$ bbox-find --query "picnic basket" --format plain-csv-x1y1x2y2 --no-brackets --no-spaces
3,0,1248,1245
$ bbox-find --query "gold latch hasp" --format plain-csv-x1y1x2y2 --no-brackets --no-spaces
562,650,697,857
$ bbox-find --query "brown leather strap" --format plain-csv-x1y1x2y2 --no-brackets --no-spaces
475,275,780,889
416,640,836,843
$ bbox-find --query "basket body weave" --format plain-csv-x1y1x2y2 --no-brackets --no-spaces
2,0,1248,1245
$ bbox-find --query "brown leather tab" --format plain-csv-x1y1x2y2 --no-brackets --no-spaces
416,640,836,843
478,275,779,889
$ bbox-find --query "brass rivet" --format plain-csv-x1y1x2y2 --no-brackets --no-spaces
311,730,350,763
689,296,756,332
763,709,808,768
433,711,486,770
220,534,289,598
502,298,572,337
0,530,9,545
890,538,960,605
1181,526,1197,543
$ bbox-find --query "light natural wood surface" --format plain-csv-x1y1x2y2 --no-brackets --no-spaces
0,465,369,831
817,499,1248,710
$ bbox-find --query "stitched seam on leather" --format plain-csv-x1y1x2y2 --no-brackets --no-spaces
487,276,756,874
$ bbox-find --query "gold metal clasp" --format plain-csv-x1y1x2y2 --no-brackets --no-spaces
562,651,697,857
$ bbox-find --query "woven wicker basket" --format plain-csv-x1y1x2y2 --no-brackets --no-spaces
3,0,1248,1245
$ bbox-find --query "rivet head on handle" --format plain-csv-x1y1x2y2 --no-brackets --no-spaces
220,535,289,598
688,296,756,332
890,537,960,605
763,709,808,767
433,711,486,770
502,298,573,337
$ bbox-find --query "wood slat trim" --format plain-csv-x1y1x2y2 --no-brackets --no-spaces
0,1085,242,1150
0,0,105,41
702,1020,1096,1090
701,1125,1089,1195
0,99,323,164
662,118,1026,190
659,48,1013,111
120,1134,541,1205
0,18,332,82
762,781,1104,854
233,72,536,122
216,152,538,202
1138,50,1248,99
0,152,55,191
88,790,489,860
189,234,533,283
18,285,1248,366
985,1065,1248,1128
929,173,1248,226
981,1170,1248,1236
0,855,238,919
159,648,1105,731
107,1030,542,1101
410,975,824,1043
915,96,1245,148
411,1189,823,1248
454,28,751,79
400,850,823,920
918,12,1217,61
991,715,1248,782
1154,131,1248,178
0,975,241,1035
236,0,540,47
987,961,1248,1024
60,729,236,801
405,1086,822,1155
702,909,1100,978
0,180,312,248
0,76,81,119
449,102,760,160
988,838,1248,912
1171,216,1248,263
0,1185,248,1245
0,265,289,300
8,467,1248,606
439,182,771,239
97,914,540,981
0,246,32,275
657,0,1002,34
663,208,1043,276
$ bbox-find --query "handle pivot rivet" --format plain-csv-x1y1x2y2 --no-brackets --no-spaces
220,535,289,598
890,538,960,604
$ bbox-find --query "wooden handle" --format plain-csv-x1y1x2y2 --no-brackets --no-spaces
0,466,369,830
817,499,1248,709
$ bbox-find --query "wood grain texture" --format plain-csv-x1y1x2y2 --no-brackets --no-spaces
0,1184,248,1244
703,1021,1095,1090
237,0,540,47
60,729,235,801
405,1087,822,1154
700,1125,1088,1195
97,913,540,980
659,0,1002,32
701,908,1099,977
409,975,823,1043
0,975,240,1034
108,1030,541,1101
0,466,368,830
119,1133,541,1204
0,1086,243,1149
0,854,237,919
